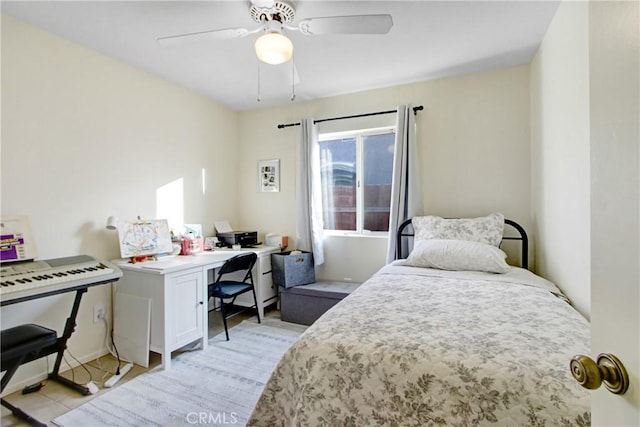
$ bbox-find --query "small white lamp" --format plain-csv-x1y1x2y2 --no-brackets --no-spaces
106,216,118,230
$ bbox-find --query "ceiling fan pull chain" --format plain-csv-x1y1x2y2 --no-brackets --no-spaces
291,54,296,102
257,60,262,102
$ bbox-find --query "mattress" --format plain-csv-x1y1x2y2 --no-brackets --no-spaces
248,263,591,426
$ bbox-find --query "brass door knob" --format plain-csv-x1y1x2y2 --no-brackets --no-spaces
570,353,629,395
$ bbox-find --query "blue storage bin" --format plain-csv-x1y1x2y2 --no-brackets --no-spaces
271,251,315,288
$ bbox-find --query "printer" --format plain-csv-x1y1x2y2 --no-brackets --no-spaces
217,231,259,248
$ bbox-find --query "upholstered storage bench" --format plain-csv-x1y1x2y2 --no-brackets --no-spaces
280,281,361,325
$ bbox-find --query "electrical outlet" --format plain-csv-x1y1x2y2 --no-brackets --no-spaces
93,304,106,323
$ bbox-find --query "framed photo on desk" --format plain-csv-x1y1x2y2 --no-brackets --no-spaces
258,159,280,192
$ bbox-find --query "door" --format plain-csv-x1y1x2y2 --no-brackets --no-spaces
589,1,639,424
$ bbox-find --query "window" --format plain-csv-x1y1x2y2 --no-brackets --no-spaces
319,127,395,233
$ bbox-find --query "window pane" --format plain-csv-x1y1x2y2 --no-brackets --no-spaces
363,133,395,231
320,137,356,231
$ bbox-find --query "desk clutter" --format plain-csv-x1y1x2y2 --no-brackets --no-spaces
217,231,259,248
213,220,260,249
175,224,260,255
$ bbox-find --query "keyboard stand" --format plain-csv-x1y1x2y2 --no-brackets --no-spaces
8,288,94,395
46,288,92,395
1,287,101,425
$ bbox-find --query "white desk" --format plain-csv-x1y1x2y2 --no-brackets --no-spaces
113,246,280,369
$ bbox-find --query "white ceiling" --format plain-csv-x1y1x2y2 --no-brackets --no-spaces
2,1,560,111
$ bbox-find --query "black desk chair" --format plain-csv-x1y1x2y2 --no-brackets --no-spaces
208,252,260,340
1,323,58,427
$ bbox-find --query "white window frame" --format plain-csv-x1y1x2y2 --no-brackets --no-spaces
319,126,396,236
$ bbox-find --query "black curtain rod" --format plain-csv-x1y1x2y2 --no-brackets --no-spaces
277,105,424,129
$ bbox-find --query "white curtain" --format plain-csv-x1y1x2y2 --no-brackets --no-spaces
386,105,423,263
296,118,325,265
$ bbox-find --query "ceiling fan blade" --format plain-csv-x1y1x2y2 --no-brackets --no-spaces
298,14,393,36
157,27,250,46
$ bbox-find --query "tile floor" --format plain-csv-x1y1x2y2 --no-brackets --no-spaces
1,306,279,426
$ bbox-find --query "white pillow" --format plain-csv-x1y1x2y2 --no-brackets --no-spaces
405,239,510,273
412,213,505,247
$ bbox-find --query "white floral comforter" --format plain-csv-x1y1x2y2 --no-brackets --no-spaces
249,265,591,427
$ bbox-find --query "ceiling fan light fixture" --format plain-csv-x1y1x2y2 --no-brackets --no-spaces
255,31,293,65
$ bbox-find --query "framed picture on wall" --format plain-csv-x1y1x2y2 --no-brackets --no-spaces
259,159,280,192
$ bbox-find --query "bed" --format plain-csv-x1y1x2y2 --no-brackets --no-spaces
248,214,591,426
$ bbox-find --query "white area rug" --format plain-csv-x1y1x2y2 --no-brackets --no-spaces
53,320,304,426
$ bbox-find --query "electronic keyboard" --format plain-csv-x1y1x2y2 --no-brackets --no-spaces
0,254,123,399
0,255,122,305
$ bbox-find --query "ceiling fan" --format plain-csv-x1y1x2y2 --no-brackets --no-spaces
157,0,393,65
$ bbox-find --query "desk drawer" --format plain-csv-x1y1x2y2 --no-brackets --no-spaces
259,254,272,273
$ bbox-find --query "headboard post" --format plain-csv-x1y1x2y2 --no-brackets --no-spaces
503,219,528,269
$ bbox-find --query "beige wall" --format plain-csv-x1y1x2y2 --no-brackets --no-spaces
1,15,239,391
530,1,591,319
238,65,532,281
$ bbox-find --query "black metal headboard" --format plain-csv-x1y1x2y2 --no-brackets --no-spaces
396,218,529,269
